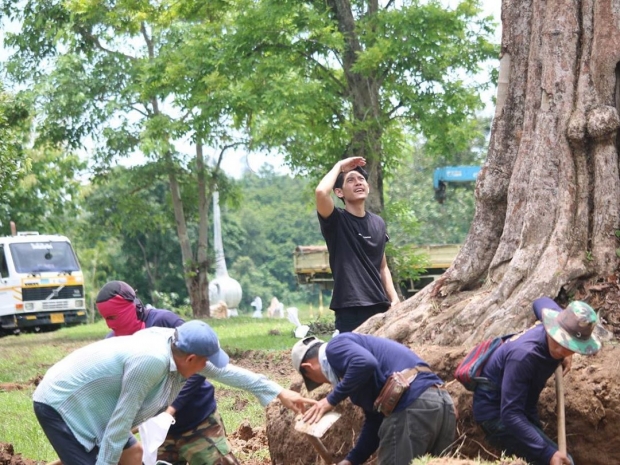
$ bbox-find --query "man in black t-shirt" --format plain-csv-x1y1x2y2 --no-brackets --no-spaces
316,157,400,332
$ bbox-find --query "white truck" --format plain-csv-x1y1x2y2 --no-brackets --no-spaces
0,232,87,334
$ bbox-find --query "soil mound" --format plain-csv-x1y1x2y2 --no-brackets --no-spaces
228,421,270,464
0,443,41,465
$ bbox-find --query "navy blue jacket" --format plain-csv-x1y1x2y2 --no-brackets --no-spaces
473,297,563,464
325,333,443,465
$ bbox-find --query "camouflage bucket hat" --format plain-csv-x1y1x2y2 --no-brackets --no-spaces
542,301,602,355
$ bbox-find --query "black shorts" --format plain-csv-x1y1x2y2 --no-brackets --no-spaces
334,304,388,332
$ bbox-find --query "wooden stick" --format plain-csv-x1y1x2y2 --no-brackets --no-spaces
555,364,567,454
307,434,334,464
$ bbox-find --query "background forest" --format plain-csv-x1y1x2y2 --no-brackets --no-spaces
0,141,485,318
0,0,496,319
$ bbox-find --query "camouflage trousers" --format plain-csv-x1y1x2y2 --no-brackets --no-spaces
158,411,240,465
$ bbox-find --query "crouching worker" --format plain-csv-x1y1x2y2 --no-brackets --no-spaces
33,320,230,465
292,333,456,465
473,298,602,465
95,280,315,465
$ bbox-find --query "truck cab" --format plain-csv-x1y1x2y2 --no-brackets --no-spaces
0,232,87,334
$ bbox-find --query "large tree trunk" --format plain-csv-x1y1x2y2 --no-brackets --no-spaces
359,0,620,346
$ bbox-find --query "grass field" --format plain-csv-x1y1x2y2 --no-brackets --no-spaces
0,305,333,462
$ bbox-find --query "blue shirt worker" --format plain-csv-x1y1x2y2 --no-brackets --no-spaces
95,280,314,465
316,157,400,333
473,297,602,465
33,321,229,465
292,333,456,465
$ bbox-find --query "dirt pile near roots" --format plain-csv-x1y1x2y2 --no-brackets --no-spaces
266,344,620,465
227,421,270,464
0,443,41,465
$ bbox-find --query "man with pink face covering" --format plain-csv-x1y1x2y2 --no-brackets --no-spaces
96,281,314,465
97,281,149,336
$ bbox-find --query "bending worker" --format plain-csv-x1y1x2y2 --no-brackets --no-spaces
34,320,232,465
292,333,455,465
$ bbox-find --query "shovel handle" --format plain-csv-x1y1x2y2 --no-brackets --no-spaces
307,434,334,465
555,364,567,454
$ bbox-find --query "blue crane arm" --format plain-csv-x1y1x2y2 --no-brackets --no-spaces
433,166,481,190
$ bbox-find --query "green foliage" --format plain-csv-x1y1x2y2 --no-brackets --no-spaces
75,166,323,312
224,167,324,310
383,199,429,284
215,0,498,200
76,165,193,307
387,118,490,247
0,87,30,207
1,0,497,313
0,145,86,236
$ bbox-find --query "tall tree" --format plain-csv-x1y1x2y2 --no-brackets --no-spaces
222,0,497,213
366,0,620,345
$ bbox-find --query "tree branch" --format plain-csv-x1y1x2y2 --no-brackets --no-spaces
74,26,136,62
140,22,155,59
387,101,404,118
298,50,348,95
136,236,156,289
214,141,247,177
130,105,149,117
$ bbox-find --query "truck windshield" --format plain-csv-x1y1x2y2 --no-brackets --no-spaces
9,241,80,274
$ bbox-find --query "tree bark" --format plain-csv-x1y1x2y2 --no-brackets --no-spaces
361,0,620,345
195,141,211,317
327,0,385,214
166,158,203,316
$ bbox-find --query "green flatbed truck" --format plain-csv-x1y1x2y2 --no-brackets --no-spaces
293,244,461,296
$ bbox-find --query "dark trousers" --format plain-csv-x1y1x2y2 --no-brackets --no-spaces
377,387,456,465
34,401,137,465
334,305,388,332
480,417,574,465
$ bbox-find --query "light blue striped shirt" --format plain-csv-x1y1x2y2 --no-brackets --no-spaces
33,327,281,465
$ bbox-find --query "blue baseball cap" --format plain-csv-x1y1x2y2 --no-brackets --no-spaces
173,320,229,368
